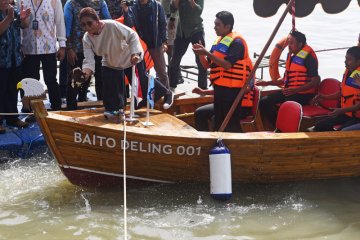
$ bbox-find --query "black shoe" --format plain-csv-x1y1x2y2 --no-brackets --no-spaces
25,115,36,123
163,91,174,110
7,119,29,128
178,77,184,84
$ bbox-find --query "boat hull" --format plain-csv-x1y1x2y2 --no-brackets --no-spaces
31,100,360,188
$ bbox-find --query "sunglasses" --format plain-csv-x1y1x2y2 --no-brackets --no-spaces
80,21,94,28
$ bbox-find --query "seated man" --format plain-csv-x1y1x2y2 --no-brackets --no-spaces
310,46,360,131
256,30,320,130
192,11,253,132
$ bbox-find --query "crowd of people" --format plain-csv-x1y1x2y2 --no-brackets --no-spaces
1,0,359,135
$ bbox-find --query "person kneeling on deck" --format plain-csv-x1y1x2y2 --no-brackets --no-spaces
309,46,360,131
80,7,143,118
192,11,253,132
256,30,320,130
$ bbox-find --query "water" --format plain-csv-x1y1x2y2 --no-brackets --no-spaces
1,0,360,239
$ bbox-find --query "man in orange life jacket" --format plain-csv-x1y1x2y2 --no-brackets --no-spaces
192,11,253,132
257,30,320,130
310,46,360,131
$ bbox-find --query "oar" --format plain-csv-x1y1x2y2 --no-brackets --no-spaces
219,0,295,132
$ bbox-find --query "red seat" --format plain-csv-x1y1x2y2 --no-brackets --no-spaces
240,86,261,124
302,78,341,118
276,101,303,133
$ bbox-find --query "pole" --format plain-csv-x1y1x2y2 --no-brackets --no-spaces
129,65,136,121
219,0,295,132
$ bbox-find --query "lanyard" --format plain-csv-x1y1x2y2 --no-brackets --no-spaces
30,0,44,19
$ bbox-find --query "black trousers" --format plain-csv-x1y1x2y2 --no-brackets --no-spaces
213,85,250,132
259,90,314,129
0,66,21,122
314,114,360,131
22,54,61,110
169,31,207,89
59,53,67,99
102,66,125,111
195,103,215,131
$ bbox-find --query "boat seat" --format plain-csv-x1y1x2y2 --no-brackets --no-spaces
240,86,261,131
275,101,303,133
302,78,341,118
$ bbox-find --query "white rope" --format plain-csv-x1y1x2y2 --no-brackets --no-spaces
122,113,128,240
0,112,33,115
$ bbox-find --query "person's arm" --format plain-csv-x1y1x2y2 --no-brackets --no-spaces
122,2,135,28
54,0,66,60
82,35,95,78
0,5,14,35
101,0,112,19
189,0,203,13
192,43,232,69
192,87,213,95
19,2,31,28
329,102,360,117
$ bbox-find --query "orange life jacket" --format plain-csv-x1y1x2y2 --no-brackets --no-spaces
209,32,254,107
116,17,154,85
284,44,318,94
341,66,360,118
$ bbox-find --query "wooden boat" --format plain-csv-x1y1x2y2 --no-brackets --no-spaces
31,99,360,188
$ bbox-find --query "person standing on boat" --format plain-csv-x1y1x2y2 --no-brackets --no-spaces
310,46,360,131
192,11,253,132
80,7,143,116
122,0,174,109
169,0,207,90
256,30,320,130
0,0,31,133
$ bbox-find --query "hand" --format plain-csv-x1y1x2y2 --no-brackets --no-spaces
162,43,168,52
82,68,93,80
328,108,344,117
310,94,322,105
6,4,15,22
121,0,129,13
56,47,65,61
282,87,297,96
19,1,31,21
192,43,207,56
255,80,271,87
67,49,78,66
130,53,140,65
192,87,205,95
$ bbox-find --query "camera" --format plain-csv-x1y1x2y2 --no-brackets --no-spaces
124,0,134,6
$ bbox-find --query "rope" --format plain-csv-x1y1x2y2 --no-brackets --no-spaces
122,113,128,240
315,47,351,53
292,0,296,31
0,112,33,115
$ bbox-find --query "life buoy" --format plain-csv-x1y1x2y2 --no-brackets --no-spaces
269,37,288,81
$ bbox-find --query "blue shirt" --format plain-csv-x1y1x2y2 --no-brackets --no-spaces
0,9,23,68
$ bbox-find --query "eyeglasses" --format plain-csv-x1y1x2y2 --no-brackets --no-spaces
80,21,94,29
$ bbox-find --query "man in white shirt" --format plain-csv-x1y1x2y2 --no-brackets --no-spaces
20,0,66,110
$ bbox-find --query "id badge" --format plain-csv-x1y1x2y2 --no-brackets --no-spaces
32,20,38,30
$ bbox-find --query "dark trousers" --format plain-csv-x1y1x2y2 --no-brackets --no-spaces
66,53,102,110
259,90,314,129
169,31,207,89
102,66,125,111
0,66,21,123
195,103,214,131
315,114,360,131
22,54,61,110
59,53,67,99
213,85,250,132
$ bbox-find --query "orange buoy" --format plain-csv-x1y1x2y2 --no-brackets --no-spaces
269,37,289,81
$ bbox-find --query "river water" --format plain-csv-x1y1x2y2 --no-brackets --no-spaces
1,0,360,239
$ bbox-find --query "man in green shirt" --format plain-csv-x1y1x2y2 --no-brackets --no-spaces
169,0,207,90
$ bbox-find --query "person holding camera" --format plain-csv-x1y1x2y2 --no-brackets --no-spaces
0,0,31,132
122,0,174,110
